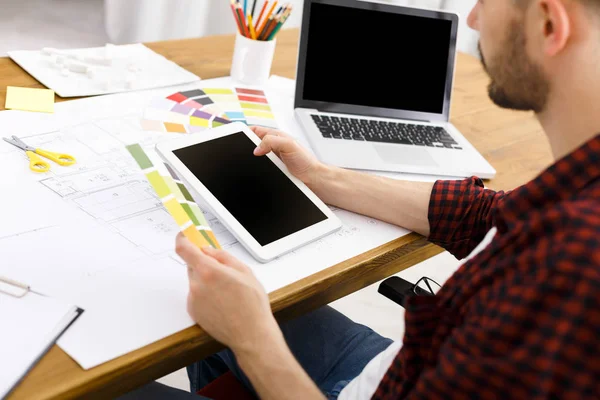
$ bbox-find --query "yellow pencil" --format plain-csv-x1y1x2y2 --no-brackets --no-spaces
248,14,257,39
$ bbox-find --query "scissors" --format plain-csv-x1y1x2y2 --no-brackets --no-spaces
3,135,76,173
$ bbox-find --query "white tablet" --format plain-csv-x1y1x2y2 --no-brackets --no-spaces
155,122,342,263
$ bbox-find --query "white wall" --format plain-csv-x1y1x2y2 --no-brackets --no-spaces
104,0,478,56
104,0,304,43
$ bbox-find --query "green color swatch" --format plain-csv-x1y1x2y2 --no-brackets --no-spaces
181,203,200,226
126,144,154,170
189,203,209,226
178,183,194,202
163,176,185,202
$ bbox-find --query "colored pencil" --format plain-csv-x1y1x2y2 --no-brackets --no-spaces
259,16,274,40
261,15,280,40
267,6,291,40
243,0,247,15
257,0,278,38
248,14,257,40
262,5,286,39
250,0,258,19
255,0,269,28
236,3,250,37
230,0,243,34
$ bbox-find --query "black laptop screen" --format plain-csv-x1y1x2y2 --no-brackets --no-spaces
301,2,453,115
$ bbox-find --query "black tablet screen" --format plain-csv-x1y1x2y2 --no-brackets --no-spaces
173,132,328,246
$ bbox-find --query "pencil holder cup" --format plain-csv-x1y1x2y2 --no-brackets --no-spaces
230,32,276,86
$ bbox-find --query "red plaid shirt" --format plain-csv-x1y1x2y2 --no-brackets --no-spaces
373,134,600,399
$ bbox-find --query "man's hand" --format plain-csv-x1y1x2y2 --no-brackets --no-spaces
176,233,282,354
176,234,326,399
251,126,325,189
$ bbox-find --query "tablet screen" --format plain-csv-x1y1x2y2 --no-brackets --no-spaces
173,132,328,246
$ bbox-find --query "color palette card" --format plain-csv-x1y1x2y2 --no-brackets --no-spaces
166,89,229,119
235,88,278,129
126,144,220,249
143,97,231,133
201,88,246,124
141,85,279,135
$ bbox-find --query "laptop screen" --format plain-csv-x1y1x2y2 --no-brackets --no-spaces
301,2,453,115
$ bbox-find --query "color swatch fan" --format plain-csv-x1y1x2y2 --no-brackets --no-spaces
126,144,220,249
141,86,278,134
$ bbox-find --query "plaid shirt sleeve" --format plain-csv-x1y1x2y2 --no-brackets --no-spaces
427,177,508,259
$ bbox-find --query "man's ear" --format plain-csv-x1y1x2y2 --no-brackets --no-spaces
536,0,571,56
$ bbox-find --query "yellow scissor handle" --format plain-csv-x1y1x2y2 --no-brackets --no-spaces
26,150,50,173
35,148,76,166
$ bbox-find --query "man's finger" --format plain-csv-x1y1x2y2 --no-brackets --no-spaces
250,125,280,139
176,235,221,281
201,246,249,272
253,134,296,156
250,125,291,140
190,247,225,282
176,234,203,264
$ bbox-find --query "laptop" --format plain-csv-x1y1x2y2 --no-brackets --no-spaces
293,0,496,179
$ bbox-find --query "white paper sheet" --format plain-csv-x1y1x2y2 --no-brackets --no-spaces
8,44,200,98
0,291,79,399
56,257,192,370
0,76,444,370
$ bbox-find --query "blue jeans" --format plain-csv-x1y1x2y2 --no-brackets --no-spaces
119,306,393,399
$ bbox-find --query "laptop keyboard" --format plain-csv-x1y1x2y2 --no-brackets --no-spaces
310,114,462,150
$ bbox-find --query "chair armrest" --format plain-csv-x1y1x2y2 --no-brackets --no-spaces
378,276,434,308
378,276,413,308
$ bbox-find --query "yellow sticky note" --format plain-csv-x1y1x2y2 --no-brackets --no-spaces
5,86,55,113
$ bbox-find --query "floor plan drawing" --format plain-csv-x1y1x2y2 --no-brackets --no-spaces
0,79,411,370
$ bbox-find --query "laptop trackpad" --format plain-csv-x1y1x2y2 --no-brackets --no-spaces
374,145,438,167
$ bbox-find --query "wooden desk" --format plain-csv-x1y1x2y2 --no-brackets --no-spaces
3,29,553,399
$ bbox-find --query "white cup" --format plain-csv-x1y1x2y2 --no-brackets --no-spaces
230,32,276,86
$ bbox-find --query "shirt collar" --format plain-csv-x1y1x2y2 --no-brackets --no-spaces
496,133,600,230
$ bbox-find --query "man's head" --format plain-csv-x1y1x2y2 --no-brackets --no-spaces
467,0,599,113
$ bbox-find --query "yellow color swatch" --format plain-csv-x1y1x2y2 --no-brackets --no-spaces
183,225,212,248
241,102,271,111
190,116,210,127
146,170,171,198
203,88,234,95
5,86,55,113
244,109,275,119
163,197,191,226
205,231,220,249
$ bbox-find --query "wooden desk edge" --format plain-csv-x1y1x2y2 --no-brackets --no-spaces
10,233,443,400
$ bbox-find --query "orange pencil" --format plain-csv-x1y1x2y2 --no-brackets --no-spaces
255,0,269,28
259,4,285,39
257,0,278,38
